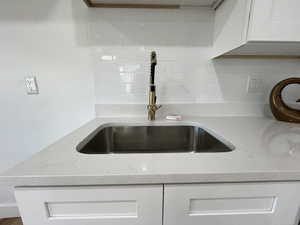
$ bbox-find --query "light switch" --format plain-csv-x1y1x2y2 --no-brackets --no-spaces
247,77,264,93
25,76,39,95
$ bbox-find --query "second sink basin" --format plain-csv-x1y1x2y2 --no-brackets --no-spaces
77,124,234,154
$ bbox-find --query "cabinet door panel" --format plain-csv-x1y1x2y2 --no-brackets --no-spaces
249,0,300,42
164,183,300,225
15,185,163,225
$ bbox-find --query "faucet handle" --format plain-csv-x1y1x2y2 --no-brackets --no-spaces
147,104,162,112
154,104,162,111
147,104,162,121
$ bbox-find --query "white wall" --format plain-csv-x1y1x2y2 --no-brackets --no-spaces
0,0,95,217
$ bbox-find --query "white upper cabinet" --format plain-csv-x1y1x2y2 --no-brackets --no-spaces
84,0,223,8
213,0,300,57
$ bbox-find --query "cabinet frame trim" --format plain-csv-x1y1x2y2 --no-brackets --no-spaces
83,0,180,9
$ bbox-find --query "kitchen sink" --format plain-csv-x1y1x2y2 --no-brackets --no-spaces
77,124,234,154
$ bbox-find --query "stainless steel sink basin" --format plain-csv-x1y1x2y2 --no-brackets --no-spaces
77,124,234,154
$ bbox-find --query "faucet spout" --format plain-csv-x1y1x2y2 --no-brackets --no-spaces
147,51,161,121
150,51,157,86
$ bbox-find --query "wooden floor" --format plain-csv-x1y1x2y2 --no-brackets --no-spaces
0,218,23,225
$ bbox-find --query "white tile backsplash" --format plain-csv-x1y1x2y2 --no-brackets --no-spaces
88,7,300,107
95,103,270,118
93,46,222,104
86,7,213,47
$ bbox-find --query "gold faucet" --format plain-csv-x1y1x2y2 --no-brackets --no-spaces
147,51,162,121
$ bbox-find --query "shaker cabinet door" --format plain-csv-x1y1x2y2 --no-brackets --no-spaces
249,0,300,42
15,185,163,225
164,182,300,225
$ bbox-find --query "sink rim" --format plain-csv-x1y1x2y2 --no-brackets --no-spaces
76,122,236,154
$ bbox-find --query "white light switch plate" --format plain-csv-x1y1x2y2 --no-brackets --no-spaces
25,76,39,95
247,77,264,93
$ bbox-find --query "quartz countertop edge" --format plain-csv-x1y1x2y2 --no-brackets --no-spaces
1,116,300,187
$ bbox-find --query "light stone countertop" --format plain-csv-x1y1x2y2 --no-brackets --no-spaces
1,116,300,187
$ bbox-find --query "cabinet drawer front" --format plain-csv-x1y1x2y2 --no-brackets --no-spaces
15,185,162,225
164,183,300,225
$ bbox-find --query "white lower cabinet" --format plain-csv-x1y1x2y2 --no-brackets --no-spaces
15,182,300,225
164,183,300,225
15,185,163,225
